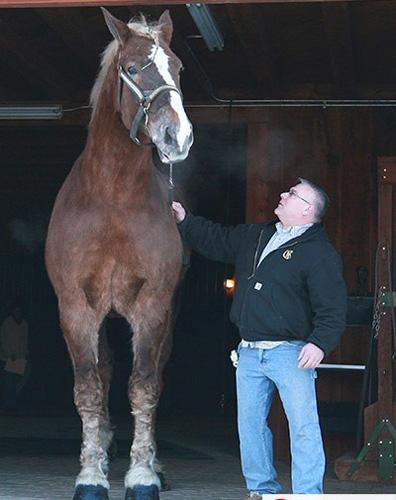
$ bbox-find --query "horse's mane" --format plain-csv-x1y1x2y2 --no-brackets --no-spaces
90,15,162,117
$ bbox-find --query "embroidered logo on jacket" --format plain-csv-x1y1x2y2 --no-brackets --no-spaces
282,249,294,260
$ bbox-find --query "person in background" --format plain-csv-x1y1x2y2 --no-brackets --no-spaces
0,305,29,412
172,178,347,498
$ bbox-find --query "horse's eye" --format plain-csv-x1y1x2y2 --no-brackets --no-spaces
180,66,185,73
127,66,138,76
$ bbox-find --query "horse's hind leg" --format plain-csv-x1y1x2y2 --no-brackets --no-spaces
98,321,115,466
60,302,110,500
122,298,174,500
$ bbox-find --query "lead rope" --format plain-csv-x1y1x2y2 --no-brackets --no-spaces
168,163,174,204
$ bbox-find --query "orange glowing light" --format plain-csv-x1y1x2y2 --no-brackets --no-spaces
224,278,235,291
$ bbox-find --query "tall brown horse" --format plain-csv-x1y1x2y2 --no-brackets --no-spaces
45,9,193,500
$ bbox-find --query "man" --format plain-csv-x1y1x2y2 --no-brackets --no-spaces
172,178,347,498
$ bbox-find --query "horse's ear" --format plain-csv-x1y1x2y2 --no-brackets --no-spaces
101,7,130,45
158,10,173,45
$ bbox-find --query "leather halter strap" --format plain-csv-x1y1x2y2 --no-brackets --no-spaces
118,65,181,146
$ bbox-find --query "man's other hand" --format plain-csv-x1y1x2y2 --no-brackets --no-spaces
172,201,186,223
298,342,324,369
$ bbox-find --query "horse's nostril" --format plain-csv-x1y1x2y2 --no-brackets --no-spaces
164,127,175,146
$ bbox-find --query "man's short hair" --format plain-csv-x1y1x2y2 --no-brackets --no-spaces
298,177,329,221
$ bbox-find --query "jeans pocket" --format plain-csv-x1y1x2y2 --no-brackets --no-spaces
285,340,306,348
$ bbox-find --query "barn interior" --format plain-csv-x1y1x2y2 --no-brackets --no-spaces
1,0,396,496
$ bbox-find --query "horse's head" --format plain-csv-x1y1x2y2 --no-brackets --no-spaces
102,8,193,164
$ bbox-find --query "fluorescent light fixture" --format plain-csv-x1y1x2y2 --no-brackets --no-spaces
186,3,224,51
0,105,63,120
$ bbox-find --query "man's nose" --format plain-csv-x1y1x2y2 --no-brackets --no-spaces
280,191,288,199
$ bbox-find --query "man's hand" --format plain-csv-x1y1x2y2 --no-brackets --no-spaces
172,201,186,223
298,342,324,369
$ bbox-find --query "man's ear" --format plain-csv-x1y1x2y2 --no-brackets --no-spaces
304,205,314,218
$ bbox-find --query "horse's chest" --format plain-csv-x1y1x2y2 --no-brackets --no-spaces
105,216,182,271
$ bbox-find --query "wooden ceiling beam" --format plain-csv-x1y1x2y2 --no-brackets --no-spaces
322,2,356,97
35,8,100,75
0,11,88,97
0,15,62,97
226,4,280,96
0,0,366,8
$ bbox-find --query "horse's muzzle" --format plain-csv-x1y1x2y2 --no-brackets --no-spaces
157,127,193,164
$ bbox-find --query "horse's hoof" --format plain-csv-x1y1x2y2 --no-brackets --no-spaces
73,484,109,500
158,472,171,491
124,485,160,500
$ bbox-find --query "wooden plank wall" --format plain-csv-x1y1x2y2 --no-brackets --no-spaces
245,106,381,461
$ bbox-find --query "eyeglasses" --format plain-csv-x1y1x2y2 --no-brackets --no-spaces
288,188,311,206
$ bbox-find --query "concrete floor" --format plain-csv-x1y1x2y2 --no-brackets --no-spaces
0,413,395,499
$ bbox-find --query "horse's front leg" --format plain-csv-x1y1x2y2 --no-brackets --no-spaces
61,305,110,500
124,306,173,500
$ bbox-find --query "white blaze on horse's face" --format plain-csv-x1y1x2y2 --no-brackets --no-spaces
148,44,193,164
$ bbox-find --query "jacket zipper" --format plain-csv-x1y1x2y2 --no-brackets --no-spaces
239,226,315,328
240,238,300,328
247,235,299,280
247,229,264,280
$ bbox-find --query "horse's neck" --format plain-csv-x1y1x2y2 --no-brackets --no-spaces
81,69,153,190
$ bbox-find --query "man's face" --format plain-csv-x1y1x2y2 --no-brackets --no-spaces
274,182,316,222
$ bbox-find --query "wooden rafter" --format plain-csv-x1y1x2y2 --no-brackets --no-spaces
0,0,367,8
36,8,102,75
226,4,280,96
0,10,88,97
322,2,356,97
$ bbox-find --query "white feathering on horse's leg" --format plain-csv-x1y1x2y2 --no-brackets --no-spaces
76,466,110,490
99,420,114,452
124,427,160,488
75,414,110,489
125,397,160,489
124,465,161,489
98,420,114,475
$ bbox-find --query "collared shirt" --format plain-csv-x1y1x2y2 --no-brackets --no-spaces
245,221,313,349
257,221,313,267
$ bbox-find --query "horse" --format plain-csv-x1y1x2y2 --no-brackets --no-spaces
45,8,193,500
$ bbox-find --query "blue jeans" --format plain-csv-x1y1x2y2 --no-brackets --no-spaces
236,341,325,494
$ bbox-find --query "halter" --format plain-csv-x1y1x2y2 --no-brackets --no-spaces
118,65,181,146
117,42,181,202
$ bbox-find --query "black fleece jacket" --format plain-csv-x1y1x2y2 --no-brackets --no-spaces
178,214,347,356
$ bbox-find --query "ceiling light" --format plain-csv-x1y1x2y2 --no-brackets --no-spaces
186,4,224,51
0,105,63,120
